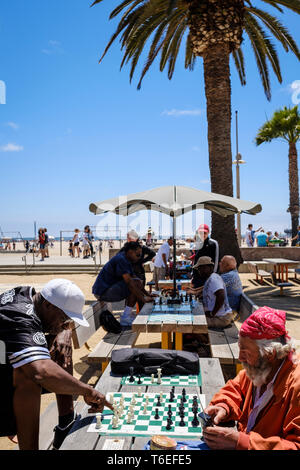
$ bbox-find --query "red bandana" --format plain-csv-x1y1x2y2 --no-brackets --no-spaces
240,306,288,340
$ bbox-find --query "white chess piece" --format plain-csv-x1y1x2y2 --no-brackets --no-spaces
137,387,142,397
143,403,147,415
112,416,119,429
131,395,137,405
95,413,102,430
160,391,163,403
151,374,155,383
157,368,162,384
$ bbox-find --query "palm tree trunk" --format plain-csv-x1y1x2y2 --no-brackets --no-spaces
203,43,243,266
288,141,299,245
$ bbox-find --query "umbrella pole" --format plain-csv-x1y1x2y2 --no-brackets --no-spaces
173,214,176,297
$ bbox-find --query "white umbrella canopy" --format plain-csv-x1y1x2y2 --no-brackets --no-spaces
89,185,262,217
90,185,261,296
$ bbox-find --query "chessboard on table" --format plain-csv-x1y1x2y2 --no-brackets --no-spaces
148,313,193,323
120,373,202,387
152,304,192,314
87,391,205,438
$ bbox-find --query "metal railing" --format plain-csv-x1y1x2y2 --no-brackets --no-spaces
22,251,36,273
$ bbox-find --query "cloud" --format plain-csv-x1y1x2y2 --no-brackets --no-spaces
6,122,19,130
289,80,300,105
161,108,202,117
42,40,64,55
0,143,23,152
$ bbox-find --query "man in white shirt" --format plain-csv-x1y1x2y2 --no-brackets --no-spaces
153,238,173,290
195,256,233,328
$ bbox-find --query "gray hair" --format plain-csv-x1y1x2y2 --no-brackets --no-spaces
256,336,298,364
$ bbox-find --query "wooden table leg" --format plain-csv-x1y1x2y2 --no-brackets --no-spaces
101,361,109,374
175,332,183,350
161,332,171,349
285,265,288,282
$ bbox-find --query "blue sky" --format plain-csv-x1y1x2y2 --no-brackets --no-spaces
0,0,299,238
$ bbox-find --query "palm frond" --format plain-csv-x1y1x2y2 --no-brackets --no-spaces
244,12,271,100
232,47,246,86
259,1,284,12
247,7,300,58
261,0,300,14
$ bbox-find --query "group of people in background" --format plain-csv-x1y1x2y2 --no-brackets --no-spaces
69,226,94,259
245,224,288,247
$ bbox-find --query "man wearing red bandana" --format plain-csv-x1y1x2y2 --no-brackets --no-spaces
203,306,300,450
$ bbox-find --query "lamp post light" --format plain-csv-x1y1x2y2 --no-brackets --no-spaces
233,111,246,247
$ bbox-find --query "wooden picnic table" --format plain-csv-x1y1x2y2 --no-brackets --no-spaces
262,258,299,282
60,358,225,451
131,301,207,351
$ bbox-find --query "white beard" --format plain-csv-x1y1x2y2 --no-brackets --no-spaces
242,355,272,388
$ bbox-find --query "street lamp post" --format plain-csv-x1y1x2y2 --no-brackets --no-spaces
233,111,246,247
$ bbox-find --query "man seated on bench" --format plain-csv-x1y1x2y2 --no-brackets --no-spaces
187,256,233,329
0,279,113,450
219,255,243,312
203,306,300,450
92,241,155,327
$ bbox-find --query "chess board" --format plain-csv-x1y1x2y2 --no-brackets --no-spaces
152,303,192,314
120,374,202,387
148,313,192,323
87,392,205,438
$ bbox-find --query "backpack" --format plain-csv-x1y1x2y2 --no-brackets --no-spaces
99,310,122,334
111,348,200,375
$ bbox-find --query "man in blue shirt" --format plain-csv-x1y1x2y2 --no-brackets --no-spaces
219,255,243,311
93,241,154,326
255,230,269,247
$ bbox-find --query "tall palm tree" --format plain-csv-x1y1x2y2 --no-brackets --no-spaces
91,0,300,264
255,105,300,244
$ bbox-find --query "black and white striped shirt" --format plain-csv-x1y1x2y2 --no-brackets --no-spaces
0,286,50,369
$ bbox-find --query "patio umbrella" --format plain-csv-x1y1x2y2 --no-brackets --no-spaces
89,185,262,295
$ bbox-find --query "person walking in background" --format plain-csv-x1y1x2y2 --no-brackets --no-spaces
245,224,262,247
82,227,91,259
72,229,80,258
85,225,94,256
36,228,46,262
68,241,73,257
44,228,50,258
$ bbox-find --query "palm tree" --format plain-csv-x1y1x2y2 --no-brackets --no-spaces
91,0,300,264
255,105,300,244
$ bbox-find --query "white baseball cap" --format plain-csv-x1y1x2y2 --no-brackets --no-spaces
41,279,89,327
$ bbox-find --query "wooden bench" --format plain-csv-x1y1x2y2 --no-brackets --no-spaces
247,261,272,284
208,292,258,374
72,299,138,372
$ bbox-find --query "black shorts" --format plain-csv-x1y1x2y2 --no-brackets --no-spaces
74,242,79,247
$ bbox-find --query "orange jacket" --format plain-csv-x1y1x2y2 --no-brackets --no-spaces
209,357,300,450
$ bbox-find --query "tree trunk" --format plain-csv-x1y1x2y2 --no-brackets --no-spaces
203,43,243,266
288,141,299,245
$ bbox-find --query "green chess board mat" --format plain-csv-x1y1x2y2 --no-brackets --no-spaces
87,392,205,438
148,313,192,323
152,303,192,313
120,373,202,387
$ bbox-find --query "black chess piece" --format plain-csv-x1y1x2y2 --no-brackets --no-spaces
181,389,187,402
154,408,160,420
192,411,199,427
169,391,175,402
166,418,172,430
179,415,186,427
137,374,142,384
129,367,135,383
156,396,162,407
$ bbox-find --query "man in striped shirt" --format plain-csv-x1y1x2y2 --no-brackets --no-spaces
0,280,112,450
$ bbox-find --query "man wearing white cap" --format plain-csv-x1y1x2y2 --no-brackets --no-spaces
0,279,112,450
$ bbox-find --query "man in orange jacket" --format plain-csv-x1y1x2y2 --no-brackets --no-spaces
203,306,300,450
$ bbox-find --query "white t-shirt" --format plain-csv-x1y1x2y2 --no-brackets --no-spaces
82,232,90,246
154,242,171,268
203,273,232,317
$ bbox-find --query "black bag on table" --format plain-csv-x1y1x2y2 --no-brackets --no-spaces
110,348,200,375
